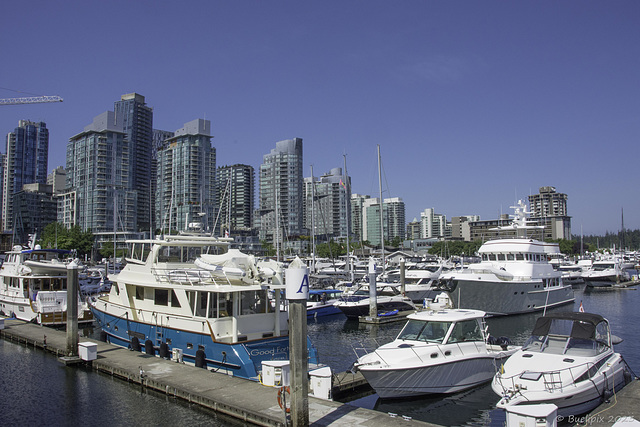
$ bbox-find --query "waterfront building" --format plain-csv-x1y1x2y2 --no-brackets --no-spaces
258,138,304,249
350,193,370,243
114,93,153,233
304,167,350,243
450,215,480,241
156,119,216,234
420,208,447,239
151,129,174,234
406,218,421,240
363,197,406,247
528,186,571,240
66,111,137,245
12,183,57,243
217,164,254,235
3,120,49,232
47,166,66,194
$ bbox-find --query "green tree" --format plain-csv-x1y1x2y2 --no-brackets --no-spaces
40,223,95,258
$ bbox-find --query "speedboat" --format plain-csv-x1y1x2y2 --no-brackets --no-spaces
0,245,93,325
583,258,630,288
435,201,574,315
333,283,416,319
307,289,343,318
492,311,631,417
90,235,319,381
353,293,518,398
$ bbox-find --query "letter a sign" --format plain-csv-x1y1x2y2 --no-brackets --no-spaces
285,267,309,300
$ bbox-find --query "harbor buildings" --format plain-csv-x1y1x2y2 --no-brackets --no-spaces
217,164,255,235
362,197,406,247
528,186,571,240
304,167,351,242
114,93,153,234
155,119,216,234
420,208,448,239
257,138,304,252
2,120,49,233
64,111,138,247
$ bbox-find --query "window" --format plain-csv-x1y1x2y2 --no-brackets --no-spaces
449,320,483,343
171,290,181,308
155,289,169,306
136,286,144,300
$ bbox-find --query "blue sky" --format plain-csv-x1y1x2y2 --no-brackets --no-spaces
2,1,638,236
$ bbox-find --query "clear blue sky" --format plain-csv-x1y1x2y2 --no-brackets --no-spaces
2,1,638,236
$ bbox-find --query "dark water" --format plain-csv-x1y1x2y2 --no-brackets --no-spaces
0,337,244,427
307,277,640,426
1,279,638,427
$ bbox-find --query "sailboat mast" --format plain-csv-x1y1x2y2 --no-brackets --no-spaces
377,145,385,270
310,165,316,273
343,154,353,282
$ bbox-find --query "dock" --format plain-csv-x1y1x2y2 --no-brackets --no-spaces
581,379,640,426
0,318,437,427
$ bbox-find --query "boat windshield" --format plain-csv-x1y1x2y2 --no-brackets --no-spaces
398,319,451,344
523,316,610,356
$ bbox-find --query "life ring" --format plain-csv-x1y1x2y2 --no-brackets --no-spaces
277,386,291,413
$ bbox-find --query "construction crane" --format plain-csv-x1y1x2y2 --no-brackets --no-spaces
0,95,63,105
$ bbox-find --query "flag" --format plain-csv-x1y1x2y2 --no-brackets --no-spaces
579,301,585,313
339,179,346,188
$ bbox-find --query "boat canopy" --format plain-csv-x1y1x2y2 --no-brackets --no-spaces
531,312,606,340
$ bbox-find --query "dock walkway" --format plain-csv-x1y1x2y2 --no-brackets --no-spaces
0,318,437,427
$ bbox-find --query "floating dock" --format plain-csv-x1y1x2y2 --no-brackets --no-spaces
581,379,640,426
0,318,436,427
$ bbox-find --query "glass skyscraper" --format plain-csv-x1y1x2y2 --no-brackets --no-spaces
2,120,49,232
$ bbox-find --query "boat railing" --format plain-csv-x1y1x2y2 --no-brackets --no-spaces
151,267,235,286
496,359,599,394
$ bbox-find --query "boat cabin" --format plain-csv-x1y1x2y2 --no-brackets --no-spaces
398,310,486,345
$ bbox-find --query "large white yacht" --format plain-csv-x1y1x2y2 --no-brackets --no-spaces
436,201,574,316
90,235,319,380
0,244,93,325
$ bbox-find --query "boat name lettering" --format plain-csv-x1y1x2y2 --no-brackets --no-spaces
249,346,289,357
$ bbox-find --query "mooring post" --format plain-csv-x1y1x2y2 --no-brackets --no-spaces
66,260,80,356
285,257,309,427
368,257,377,318
400,258,406,296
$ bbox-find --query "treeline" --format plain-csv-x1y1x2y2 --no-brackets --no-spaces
577,229,640,252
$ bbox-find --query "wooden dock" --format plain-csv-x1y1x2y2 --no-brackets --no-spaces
0,318,437,427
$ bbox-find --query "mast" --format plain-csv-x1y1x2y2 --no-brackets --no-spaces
377,145,385,270
343,154,353,283
310,165,316,273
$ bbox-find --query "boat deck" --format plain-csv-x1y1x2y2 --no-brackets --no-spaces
0,318,436,427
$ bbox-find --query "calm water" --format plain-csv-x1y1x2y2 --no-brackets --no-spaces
1,280,638,427
307,277,640,426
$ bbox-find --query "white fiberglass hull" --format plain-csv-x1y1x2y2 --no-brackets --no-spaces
493,354,628,418
360,352,511,399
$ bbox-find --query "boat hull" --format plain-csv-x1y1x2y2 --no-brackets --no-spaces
91,303,318,380
335,299,415,319
446,279,574,316
360,354,510,398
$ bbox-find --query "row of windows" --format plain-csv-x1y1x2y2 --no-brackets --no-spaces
482,253,548,262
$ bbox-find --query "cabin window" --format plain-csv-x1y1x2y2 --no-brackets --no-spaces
155,289,169,306
208,293,218,318
488,254,497,261
171,290,181,308
32,279,43,291
449,320,483,343
241,290,268,315
507,254,515,261
220,293,233,317
516,254,524,261
497,254,506,261
136,286,144,300
195,291,207,317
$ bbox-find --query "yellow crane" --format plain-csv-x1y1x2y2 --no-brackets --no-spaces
0,95,63,105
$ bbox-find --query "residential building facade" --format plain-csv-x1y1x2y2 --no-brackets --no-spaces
3,120,49,232
217,164,255,234
303,167,350,242
156,119,216,234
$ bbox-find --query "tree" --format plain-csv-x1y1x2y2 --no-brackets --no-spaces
40,223,95,258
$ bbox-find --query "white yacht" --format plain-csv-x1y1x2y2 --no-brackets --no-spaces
492,312,631,417
90,235,319,380
583,257,631,288
0,245,93,325
436,201,574,315
333,283,416,319
354,293,518,398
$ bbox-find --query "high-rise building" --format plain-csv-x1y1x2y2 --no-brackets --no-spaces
13,183,57,244
217,164,254,234
363,197,406,247
420,208,447,239
258,138,303,247
65,111,137,238
304,167,350,242
156,119,216,234
114,93,153,233
350,193,370,243
528,186,571,240
3,120,49,232
47,166,66,194
151,129,174,233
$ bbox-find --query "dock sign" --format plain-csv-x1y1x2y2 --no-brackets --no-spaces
285,267,309,300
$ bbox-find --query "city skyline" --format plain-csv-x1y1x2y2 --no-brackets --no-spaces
2,1,638,236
